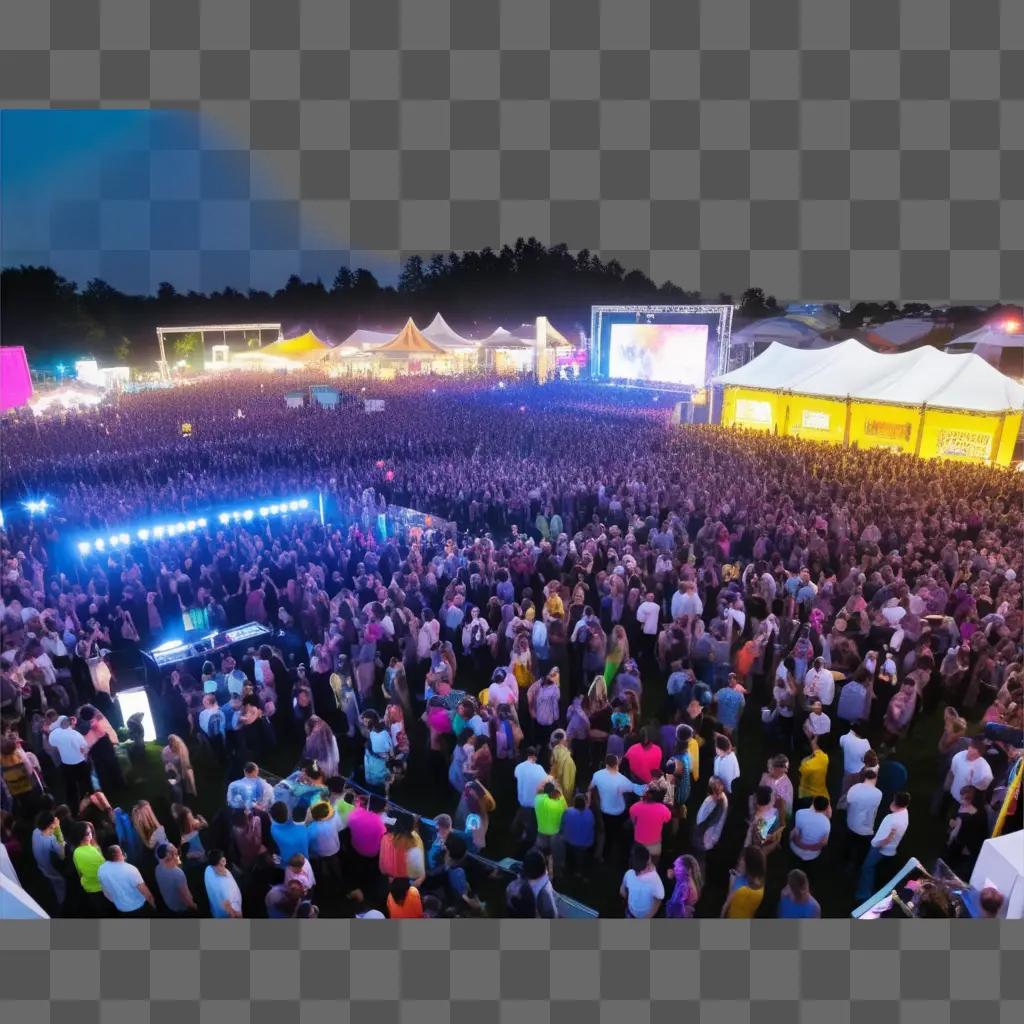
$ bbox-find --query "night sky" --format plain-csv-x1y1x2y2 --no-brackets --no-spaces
1,109,392,294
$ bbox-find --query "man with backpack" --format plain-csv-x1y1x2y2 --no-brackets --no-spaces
505,848,559,918
527,668,562,750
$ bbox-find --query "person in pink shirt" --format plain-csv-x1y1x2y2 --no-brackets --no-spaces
284,852,316,893
623,727,663,784
629,788,672,863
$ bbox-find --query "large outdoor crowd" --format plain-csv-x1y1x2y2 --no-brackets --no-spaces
0,374,1020,920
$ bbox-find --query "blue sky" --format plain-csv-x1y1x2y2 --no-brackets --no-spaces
1,109,392,294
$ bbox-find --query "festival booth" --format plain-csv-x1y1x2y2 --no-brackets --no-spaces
331,319,466,379
480,327,535,374
716,339,1024,466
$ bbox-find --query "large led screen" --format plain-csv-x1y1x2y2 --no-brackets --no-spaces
608,323,709,386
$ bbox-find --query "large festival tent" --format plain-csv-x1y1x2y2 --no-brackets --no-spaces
715,338,1024,465
0,843,48,919
335,327,398,352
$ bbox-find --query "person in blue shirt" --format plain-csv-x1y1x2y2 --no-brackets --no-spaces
777,869,821,919
269,801,309,865
714,674,747,738
561,793,596,877
666,661,694,710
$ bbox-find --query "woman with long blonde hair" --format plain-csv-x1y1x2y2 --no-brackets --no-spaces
161,734,196,796
172,803,209,863
603,625,629,686
302,715,340,779
131,800,168,851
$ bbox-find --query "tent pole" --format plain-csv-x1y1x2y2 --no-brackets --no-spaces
913,404,926,458
990,411,1008,465
843,397,852,447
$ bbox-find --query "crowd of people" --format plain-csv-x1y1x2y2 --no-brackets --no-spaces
1,374,1020,919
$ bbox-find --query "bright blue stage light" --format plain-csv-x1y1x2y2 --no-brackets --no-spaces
23,499,49,514
76,495,314,554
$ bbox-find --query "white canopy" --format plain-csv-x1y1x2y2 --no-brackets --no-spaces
946,325,1024,371
716,338,1024,413
480,327,533,350
0,844,49,919
971,832,1024,919
421,313,479,350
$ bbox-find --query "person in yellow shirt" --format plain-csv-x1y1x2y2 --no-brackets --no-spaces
721,846,766,918
798,735,830,805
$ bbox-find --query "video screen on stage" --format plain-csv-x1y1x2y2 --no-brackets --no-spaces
608,322,709,386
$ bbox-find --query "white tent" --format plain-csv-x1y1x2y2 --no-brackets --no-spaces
0,844,49,919
422,313,479,351
971,832,1024,919
716,338,1024,413
480,327,532,350
946,325,1024,376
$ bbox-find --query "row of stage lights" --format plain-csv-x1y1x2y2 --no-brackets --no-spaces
76,497,311,556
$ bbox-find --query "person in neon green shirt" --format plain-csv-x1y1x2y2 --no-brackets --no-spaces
72,823,109,913
534,780,567,872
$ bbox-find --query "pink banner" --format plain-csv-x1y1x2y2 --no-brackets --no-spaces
0,347,33,411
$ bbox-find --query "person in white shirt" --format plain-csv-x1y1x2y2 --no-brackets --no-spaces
48,715,92,810
843,768,883,868
713,734,740,794
512,747,551,846
790,796,832,862
802,701,831,743
590,754,647,864
97,845,154,915
838,722,872,795
803,658,835,708
636,592,661,666
671,581,703,621
619,845,665,918
855,792,910,902
945,739,994,805
204,849,243,918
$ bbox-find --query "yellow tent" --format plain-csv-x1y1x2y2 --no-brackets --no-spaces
259,330,332,361
716,340,1024,466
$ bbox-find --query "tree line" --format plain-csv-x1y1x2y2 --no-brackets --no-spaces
1,238,1017,368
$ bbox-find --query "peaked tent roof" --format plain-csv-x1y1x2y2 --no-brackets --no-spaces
334,328,397,353
946,324,1024,353
715,339,1024,413
480,327,533,349
259,330,332,361
372,319,449,355
422,313,479,350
